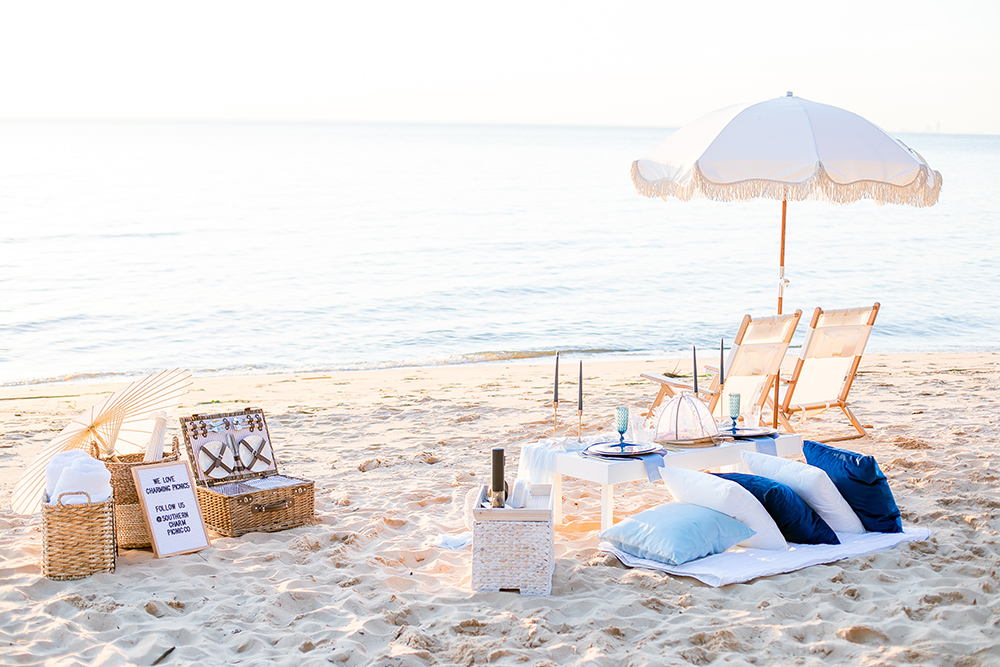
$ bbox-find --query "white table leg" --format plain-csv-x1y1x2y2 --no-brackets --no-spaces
601,483,614,532
552,472,563,525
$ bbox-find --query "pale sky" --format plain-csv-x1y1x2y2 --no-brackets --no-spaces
2,0,998,134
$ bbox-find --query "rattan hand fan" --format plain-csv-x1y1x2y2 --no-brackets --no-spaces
11,369,192,515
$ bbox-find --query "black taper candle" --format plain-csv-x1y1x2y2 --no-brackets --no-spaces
554,352,559,404
578,361,583,412
720,338,725,386
693,345,698,394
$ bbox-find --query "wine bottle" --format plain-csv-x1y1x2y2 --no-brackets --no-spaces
489,447,508,508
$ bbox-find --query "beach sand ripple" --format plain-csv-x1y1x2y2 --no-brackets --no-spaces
1,354,999,665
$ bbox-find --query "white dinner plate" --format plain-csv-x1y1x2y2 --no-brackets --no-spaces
198,440,235,479
586,442,662,457
717,425,779,438
237,434,274,473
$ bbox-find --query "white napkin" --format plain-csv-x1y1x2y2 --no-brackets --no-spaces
48,454,112,505
432,531,473,550
45,449,92,499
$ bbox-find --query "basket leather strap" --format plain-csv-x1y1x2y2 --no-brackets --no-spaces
240,438,272,469
201,446,234,476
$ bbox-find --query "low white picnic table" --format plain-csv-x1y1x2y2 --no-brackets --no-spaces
551,434,803,532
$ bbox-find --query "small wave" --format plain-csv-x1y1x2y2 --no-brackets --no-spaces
2,349,652,387
456,348,625,363
1,369,158,388
273,349,640,375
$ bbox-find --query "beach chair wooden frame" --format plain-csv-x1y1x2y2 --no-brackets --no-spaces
778,303,880,441
642,310,802,421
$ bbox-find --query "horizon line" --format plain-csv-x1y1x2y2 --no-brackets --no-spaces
0,115,985,137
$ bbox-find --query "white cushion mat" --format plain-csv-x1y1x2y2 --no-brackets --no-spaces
599,526,930,587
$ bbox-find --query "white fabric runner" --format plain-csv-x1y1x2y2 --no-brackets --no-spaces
516,435,605,485
600,526,930,587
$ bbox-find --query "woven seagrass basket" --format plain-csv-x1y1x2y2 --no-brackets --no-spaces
42,491,116,580
102,443,180,548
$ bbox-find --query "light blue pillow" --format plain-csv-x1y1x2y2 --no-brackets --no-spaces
599,502,756,565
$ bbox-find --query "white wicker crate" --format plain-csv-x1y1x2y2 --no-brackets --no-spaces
465,484,554,596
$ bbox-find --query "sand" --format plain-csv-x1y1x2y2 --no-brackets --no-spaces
1,352,999,666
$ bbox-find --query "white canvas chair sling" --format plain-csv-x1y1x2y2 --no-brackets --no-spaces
778,303,880,440
642,310,801,420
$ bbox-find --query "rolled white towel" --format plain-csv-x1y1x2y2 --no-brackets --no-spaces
45,449,92,500
144,410,169,462
49,455,112,505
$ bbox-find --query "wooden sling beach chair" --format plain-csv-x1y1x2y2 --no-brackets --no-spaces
642,310,802,421
778,303,880,441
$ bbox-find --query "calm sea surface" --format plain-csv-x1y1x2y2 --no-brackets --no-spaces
1,121,997,385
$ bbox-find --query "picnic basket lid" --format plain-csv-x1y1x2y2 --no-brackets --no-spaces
180,408,281,486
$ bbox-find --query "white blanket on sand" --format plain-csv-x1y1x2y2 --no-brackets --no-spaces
599,526,931,587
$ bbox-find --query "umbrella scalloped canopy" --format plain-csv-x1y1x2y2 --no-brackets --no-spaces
632,95,942,207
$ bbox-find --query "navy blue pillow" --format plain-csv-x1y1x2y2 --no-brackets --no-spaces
713,472,840,545
803,440,902,534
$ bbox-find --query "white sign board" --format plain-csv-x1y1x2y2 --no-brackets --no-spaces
132,460,210,558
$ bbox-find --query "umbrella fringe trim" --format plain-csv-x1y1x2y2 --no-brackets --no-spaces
631,161,943,207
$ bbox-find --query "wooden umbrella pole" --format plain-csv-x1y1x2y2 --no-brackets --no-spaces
778,199,787,315
775,200,788,430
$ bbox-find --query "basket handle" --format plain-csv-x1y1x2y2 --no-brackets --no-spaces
251,498,292,514
56,491,93,506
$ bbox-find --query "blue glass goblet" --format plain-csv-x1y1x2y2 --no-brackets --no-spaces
615,406,629,446
728,394,741,433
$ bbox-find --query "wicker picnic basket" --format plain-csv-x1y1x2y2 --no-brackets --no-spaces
181,408,314,538
464,484,555,595
102,445,180,549
42,491,116,580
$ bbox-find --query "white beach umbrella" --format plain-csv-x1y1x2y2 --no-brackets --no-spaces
631,92,943,314
11,368,192,515
631,93,942,426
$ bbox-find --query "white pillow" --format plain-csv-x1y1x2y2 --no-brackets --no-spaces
658,467,787,551
740,450,865,534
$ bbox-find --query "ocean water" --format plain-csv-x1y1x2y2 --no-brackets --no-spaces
1,121,997,385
